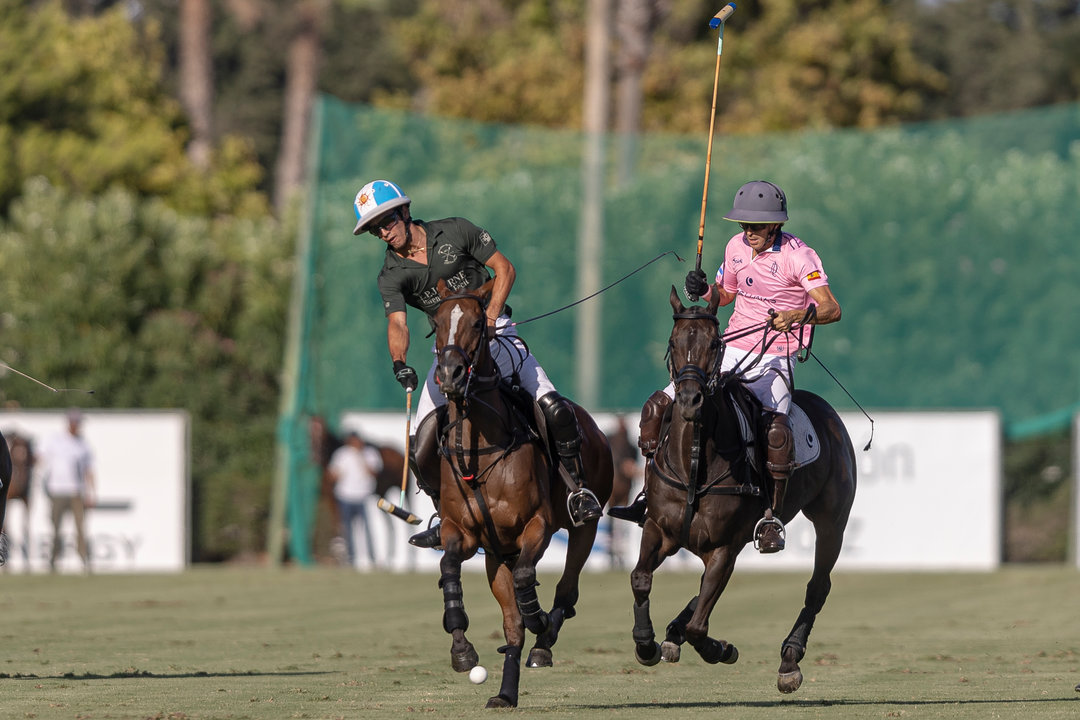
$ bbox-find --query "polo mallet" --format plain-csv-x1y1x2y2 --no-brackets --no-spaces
690,2,737,301
377,388,422,525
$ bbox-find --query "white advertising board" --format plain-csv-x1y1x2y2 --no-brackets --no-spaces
0,411,189,574
338,409,1002,573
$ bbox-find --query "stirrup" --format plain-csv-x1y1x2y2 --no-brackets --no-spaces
608,492,648,527
567,488,602,527
408,515,444,550
753,515,786,554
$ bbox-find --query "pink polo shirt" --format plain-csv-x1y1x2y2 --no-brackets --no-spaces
715,231,829,356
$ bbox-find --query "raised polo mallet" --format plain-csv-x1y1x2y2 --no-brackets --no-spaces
690,2,737,301
377,388,421,525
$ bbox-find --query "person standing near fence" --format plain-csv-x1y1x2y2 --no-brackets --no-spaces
42,409,95,574
327,431,383,568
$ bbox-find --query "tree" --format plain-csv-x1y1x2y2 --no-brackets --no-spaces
904,0,1080,119
0,180,293,559
0,2,266,218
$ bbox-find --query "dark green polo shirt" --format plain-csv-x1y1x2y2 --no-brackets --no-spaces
377,217,498,319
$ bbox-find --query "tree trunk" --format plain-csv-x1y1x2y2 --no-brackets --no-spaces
614,0,654,185
179,0,214,170
275,0,328,213
576,0,612,407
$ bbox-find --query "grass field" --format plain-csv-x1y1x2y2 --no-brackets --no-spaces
0,565,1077,719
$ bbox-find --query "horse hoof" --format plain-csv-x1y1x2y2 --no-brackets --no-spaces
634,641,661,667
526,647,552,668
660,640,681,663
451,647,480,673
778,669,803,694
722,644,739,665
485,694,517,709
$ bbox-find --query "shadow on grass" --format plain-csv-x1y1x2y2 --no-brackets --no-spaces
566,697,1079,710
0,670,335,680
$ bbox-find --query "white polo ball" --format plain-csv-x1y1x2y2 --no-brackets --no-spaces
469,665,488,684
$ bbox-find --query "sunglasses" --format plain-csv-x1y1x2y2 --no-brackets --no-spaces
739,222,771,232
368,210,402,236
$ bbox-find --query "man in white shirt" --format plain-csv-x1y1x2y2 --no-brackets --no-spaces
327,432,383,568
42,409,94,574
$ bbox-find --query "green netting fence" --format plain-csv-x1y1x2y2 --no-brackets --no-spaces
274,94,1080,563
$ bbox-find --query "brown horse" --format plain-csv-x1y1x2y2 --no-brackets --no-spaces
430,278,613,709
629,287,856,693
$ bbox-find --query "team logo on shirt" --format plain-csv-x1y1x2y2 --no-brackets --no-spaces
745,277,754,286
770,261,779,275
438,244,460,263
806,271,821,281
479,230,492,246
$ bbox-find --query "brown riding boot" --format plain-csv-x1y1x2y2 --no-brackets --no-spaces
755,412,794,554
609,391,671,526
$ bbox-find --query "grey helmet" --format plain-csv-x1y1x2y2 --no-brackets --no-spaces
723,180,788,223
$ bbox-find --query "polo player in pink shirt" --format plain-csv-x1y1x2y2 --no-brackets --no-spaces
610,181,842,554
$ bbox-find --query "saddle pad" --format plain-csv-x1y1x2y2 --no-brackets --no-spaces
733,400,821,470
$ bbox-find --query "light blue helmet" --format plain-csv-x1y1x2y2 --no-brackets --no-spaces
723,180,788,223
352,180,411,235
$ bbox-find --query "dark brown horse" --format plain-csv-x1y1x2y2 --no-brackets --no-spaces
629,287,856,693
431,278,613,709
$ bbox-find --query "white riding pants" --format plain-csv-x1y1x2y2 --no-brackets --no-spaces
662,348,793,415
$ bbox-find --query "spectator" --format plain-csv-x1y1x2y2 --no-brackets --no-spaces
327,432,383,568
42,409,95,574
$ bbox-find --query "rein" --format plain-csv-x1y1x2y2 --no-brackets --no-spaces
511,251,684,327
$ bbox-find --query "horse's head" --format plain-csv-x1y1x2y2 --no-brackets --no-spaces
433,278,494,400
667,285,723,422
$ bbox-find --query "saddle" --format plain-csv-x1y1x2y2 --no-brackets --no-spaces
652,383,821,500
427,378,561,489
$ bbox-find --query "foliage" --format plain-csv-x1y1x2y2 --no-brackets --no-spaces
0,180,294,559
906,0,1080,119
0,1,267,218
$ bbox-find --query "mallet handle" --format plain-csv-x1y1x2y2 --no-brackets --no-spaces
399,389,412,506
694,3,736,297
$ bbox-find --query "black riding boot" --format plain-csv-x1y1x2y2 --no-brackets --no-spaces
609,390,670,526
538,393,602,526
408,411,445,549
754,411,793,554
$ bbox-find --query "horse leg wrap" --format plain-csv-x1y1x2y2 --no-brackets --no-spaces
495,644,523,708
632,600,655,644
665,596,699,644
439,574,469,633
513,566,549,634
781,639,806,664
638,391,672,457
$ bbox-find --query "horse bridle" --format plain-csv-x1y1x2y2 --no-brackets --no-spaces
437,292,502,397
667,310,724,395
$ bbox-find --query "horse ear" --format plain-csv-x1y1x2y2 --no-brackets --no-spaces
669,285,685,313
479,278,495,302
707,288,722,315
436,278,450,298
